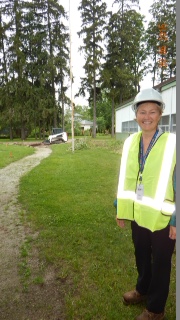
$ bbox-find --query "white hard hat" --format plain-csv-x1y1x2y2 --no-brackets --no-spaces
132,88,165,112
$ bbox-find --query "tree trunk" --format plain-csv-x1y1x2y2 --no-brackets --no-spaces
92,70,96,138
111,97,115,138
9,122,13,140
21,125,26,140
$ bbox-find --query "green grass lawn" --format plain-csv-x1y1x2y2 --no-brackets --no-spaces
6,138,176,320
0,142,35,168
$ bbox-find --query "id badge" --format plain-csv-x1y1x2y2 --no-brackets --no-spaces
136,184,144,200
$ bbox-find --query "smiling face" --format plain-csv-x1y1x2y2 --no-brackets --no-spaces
136,102,162,134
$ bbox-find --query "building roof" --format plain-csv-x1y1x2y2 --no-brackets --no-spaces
116,76,176,111
80,120,93,125
153,76,176,91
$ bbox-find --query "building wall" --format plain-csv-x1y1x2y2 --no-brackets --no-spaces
115,79,176,140
161,85,176,115
81,125,92,130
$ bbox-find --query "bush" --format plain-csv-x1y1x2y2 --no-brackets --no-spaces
68,138,89,151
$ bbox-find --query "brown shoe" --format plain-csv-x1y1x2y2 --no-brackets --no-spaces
135,309,165,320
123,289,147,305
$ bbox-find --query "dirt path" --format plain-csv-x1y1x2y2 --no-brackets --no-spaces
0,146,66,320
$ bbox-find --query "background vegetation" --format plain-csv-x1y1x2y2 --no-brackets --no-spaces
0,0,176,139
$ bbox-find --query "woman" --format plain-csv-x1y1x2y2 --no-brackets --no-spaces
116,88,176,320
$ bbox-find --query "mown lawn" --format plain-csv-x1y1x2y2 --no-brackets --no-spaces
0,142,35,168
17,138,176,320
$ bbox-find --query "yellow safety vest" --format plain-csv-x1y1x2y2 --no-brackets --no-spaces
117,132,176,232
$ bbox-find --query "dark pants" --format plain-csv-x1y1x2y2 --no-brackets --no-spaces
131,221,176,313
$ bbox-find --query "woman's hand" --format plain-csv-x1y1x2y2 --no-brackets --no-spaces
169,226,176,240
116,217,125,228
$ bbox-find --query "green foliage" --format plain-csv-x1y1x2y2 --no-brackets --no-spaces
73,105,92,120
96,116,106,133
146,0,176,83
102,8,145,102
19,238,33,291
0,0,69,138
0,0,176,140
68,138,89,151
33,276,45,285
78,0,108,137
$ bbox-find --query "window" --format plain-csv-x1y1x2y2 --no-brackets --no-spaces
122,122,129,132
159,114,176,133
171,114,176,133
122,120,138,133
159,115,170,132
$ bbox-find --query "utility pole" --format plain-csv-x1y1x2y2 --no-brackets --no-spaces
69,0,74,152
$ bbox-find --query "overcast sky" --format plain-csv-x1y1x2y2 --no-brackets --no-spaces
60,0,154,106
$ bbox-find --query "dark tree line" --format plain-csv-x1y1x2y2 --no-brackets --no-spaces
0,0,176,139
0,0,69,139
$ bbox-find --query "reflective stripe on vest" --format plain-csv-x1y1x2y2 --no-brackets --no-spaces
117,133,135,195
117,133,176,214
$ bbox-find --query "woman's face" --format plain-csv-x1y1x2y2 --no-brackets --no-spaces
136,102,162,133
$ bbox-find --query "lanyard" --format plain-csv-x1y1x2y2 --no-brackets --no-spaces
139,129,159,182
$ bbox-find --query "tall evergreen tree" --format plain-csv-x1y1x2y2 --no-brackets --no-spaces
146,0,176,83
0,0,69,138
78,0,107,138
30,0,69,129
101,7,146,136
122,10,147,92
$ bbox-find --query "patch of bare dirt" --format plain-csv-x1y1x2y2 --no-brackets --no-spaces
0,146,67,320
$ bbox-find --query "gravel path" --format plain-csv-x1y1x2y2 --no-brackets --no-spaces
0,146,66,320
0,146,52,291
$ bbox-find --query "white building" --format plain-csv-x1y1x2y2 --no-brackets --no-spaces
73,113,94,135
115,77,176,141
80,119,93,131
